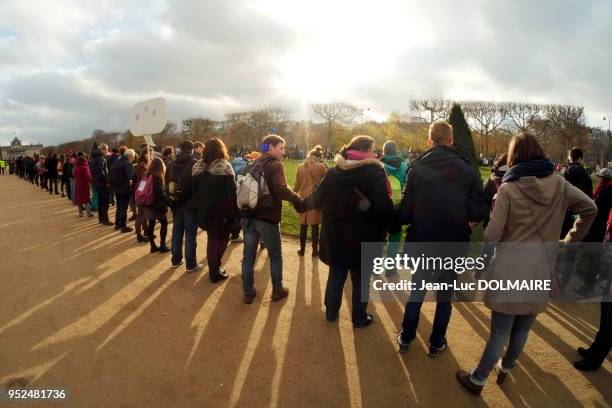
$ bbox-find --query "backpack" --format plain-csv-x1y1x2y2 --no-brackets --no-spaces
135,175,155,206
388,174,402,205
108,161,127,187
236,160,273,212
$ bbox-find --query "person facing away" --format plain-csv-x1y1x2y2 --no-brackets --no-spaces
133,151,151,243
74,152,94,218
483,154,509,214
169,139,201,272
396,120,489,357
192,138,240,283
293,145,327,257
380,140,409,276
575,167,612,296
90,143,113,226
240,134,304,305
455,131,597,396
45,153,59,195
305,135,398,328
560,147,593,239
143,157,170,253
110,147,135,233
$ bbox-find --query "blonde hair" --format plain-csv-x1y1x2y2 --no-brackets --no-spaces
429,120,453,145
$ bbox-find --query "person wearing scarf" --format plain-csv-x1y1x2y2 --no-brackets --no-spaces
456,132,596,396
301,135,398,328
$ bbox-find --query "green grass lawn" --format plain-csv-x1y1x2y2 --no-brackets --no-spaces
279,159,490,242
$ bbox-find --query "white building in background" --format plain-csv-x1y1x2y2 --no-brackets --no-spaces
0,137,43,159
586,128,612,167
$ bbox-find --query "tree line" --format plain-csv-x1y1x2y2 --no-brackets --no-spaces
42,99,609,165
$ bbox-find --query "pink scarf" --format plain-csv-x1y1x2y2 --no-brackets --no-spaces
346,149,377,161
345,150,392,198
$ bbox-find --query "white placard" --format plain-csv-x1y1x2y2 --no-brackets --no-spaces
129,97,167,136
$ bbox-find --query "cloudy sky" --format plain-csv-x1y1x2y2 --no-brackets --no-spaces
1,0,611,146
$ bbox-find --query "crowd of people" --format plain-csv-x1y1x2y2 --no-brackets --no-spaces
3,120,611,397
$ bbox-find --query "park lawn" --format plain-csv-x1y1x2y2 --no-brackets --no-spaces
280,159,490,242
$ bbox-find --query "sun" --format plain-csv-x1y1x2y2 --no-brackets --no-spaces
249,0,433,102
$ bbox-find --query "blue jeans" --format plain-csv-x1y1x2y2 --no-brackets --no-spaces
241,218,282,295
470,312,537,385
171,208,198,269
401,269,454,348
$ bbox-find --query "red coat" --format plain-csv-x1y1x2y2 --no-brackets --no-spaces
74,159,92,205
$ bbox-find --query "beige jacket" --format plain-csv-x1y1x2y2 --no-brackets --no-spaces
483,173,597,315
294,157,327,225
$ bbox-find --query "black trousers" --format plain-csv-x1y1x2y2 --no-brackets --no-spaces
586,301,612,365
325,266,369,324
49,177,58,194
115,192,130,228
96,186,110,223
299,224,319,252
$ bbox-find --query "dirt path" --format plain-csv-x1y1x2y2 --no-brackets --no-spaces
0,174,610,407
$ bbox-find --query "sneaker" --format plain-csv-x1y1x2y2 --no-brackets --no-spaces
136,235,148,243
150,246,159,254
158,245,170,253
455,370,483,396
102,221,114,226
495,361,509,385
171,261,184,269
210,269,229,283
574,358,601,371
428,339,447,358
244,288,257,304
353,314,374,328
186,263,204,273
397,333,411,353
271,286,289,301
120,226,134,233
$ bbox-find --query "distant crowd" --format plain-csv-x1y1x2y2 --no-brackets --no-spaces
3,120,611,397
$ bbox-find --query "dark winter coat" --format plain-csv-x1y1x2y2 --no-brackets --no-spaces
45,156,59,178
172,152,198,212
250,153,301,224
397,145,489,243
310,155,398,268
109,155,134,195
192,159,240,234
89,148,108,189
74,158,93,205
144,175,168,217
561,162,593,198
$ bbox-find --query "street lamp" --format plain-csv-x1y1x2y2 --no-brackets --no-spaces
604,116,611,166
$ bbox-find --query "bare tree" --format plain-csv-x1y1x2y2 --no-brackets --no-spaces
504,102,541,132
409,99,453,124
463,101,508,157
542,104,587,161
311,102,358,151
